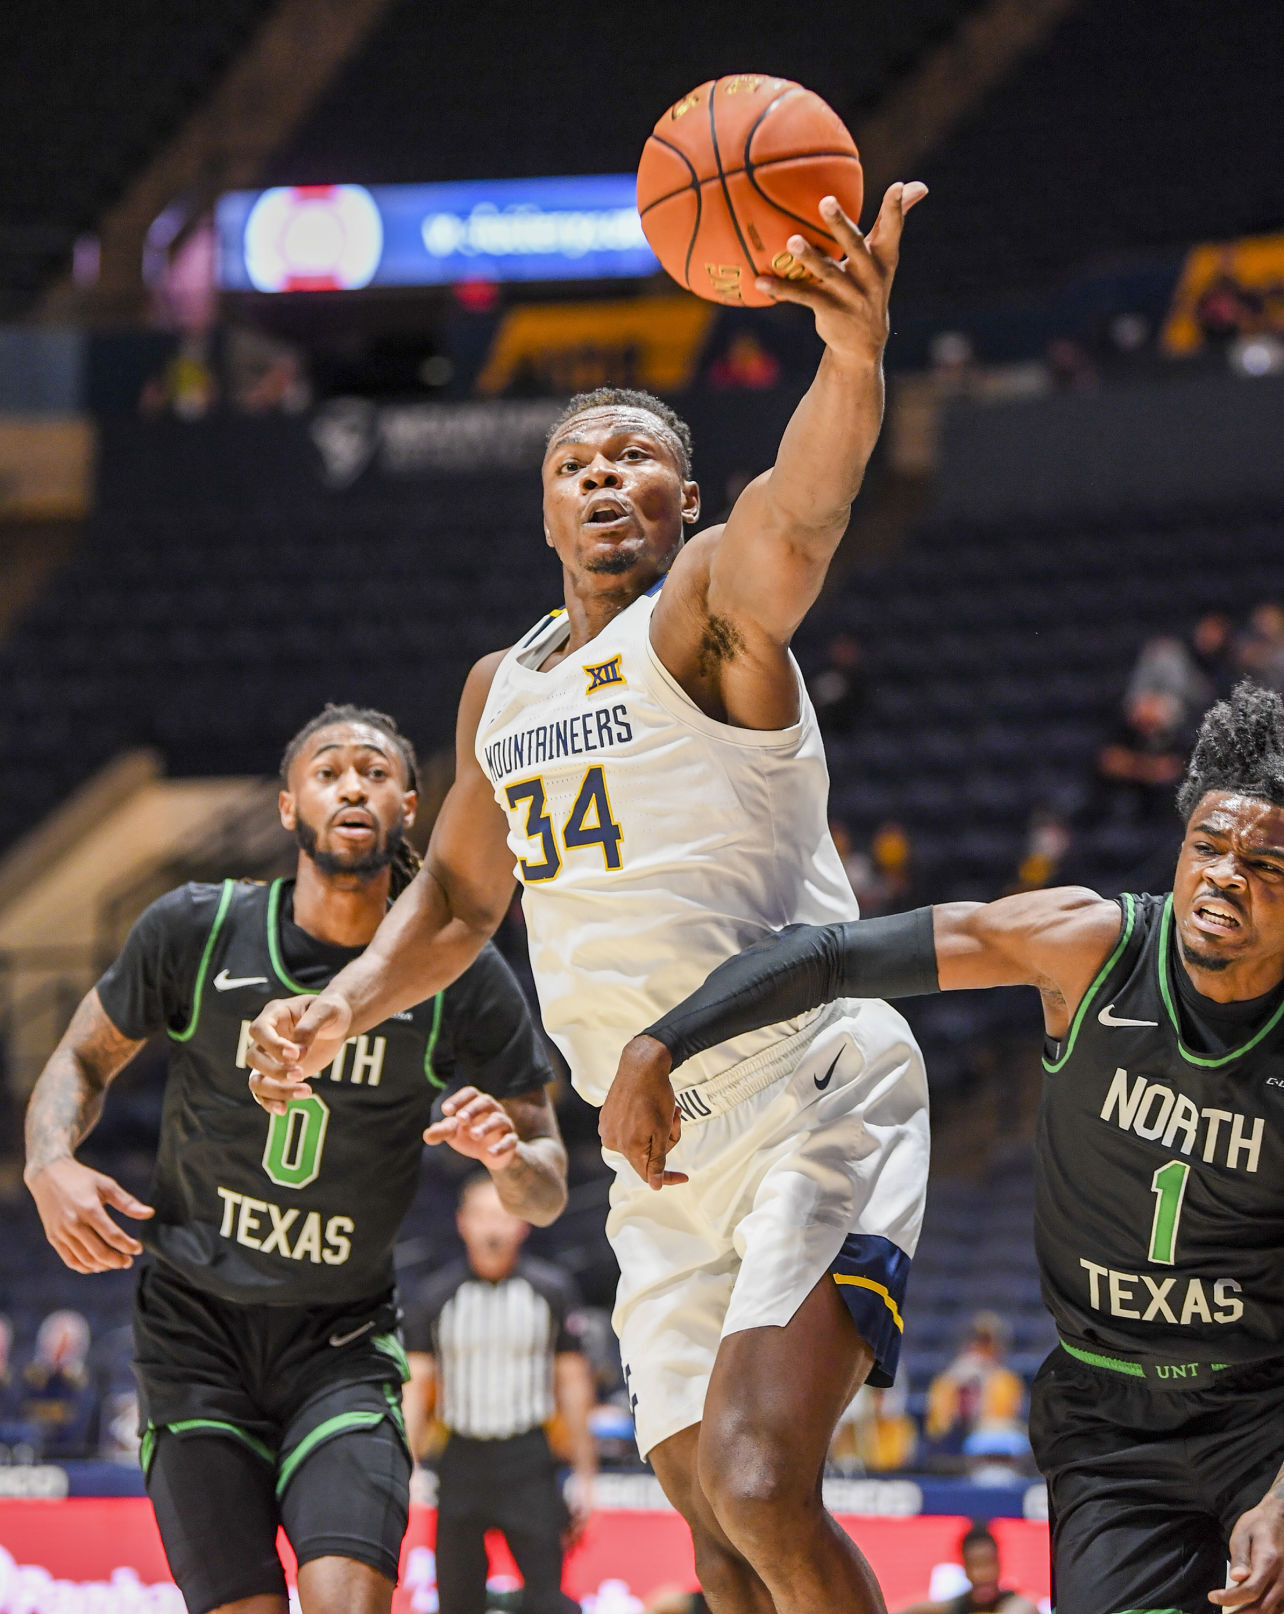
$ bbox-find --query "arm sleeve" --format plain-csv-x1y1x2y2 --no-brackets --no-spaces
442,943,555,1099
94,883,227,1039
644,907,940,1071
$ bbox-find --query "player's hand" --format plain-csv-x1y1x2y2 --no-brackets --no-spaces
1212,1494,1284,1613
563,1468,594,1548
245,993,352,1114
26,1158,154,1274
600,1035,688,1190
424,1087,520,1170
754,182,927,364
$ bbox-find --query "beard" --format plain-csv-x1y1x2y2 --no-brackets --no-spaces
1177,932,1235,973
583,549,637,575
295,813,405,881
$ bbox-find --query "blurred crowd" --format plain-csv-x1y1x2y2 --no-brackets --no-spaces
0,1309,98,1461
819,601,1284,911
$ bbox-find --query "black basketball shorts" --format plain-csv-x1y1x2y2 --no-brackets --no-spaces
133,1260,412,1614
1030,1345,1284,1614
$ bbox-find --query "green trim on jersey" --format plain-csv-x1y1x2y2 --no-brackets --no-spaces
168,880,236,1044
373,1331,411,1382
275,1409,383,1497
423,993,445,1087
141,1417,275,1473
1043,893,1137,1073
1061,1337,1231,1381
266,877,318,996
1060,1339,1145,1377
1157,894,1284,1067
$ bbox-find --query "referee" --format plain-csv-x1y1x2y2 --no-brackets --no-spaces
404,1174,595,1614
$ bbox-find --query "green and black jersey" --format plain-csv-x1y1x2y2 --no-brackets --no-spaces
1036,891,1284,1377
97,878,552,1307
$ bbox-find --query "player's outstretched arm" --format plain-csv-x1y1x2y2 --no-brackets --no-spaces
705,183,926,643
424,1086,569,1226
247,654,517,1107
601,888,1121,1186
24,988,155,1272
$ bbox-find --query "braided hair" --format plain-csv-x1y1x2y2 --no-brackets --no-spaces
280,703,423,897
1177,680,1284,821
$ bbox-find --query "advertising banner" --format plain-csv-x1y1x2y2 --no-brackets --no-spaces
217,177,659,292
0,1501,1049,1612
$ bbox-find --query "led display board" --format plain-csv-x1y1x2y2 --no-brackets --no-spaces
216,176,658,291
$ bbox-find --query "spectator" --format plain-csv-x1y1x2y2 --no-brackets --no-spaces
20,1309,97,1458
1190,611,1237,699
897,1522,1039,1614
1094,690,1187,820
404,1175,595,1614
925,1312,1024,1453
707,331,781,390
811,632,869,736
1125,634,1210,718
831,1382,918,1474
1008,808,1072,894
1235,604,1284,691
0,1314,36,1454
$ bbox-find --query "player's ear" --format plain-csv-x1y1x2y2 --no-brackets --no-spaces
403,789,419,828
278,789,296,832
681,479,701,526
543,521,553,549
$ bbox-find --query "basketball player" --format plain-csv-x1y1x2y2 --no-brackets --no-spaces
246,183,927,1614
24,705,567,1614
618,681,1284,1614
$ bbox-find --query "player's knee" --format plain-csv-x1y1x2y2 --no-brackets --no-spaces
698,1433,815,1554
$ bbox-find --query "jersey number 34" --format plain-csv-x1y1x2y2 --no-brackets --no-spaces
505,766,622,882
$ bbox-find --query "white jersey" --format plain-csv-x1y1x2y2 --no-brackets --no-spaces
476,583,861,1106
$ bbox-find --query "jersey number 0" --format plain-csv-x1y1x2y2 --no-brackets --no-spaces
505,766,623,882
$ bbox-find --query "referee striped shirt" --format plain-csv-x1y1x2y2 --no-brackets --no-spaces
406,1256,581,1440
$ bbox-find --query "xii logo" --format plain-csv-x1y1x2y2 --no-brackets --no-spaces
583,654,625,697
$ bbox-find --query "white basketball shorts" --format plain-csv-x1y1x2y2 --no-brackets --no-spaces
605,997,930,1458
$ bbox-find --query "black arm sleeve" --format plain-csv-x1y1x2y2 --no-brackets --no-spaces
95,883,227,1039
643,907,940,1071
439,943,555,1099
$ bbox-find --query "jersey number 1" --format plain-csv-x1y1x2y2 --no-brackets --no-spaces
1148,1159,1190,1265
506,766,623,882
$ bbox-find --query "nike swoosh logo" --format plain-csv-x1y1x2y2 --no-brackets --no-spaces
814,1051,842,1091
329,1321,376,1349
1098,1003,1159,1029
213,970,269,992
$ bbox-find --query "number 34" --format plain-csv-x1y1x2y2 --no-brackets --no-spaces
505,766,622,881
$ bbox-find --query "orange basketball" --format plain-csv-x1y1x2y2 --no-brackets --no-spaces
636,74,864,308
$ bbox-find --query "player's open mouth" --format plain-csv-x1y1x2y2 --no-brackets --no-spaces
1192,900,1241,933
583,498,632,529
332,812,376,840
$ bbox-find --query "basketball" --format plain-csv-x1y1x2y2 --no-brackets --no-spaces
636,74,864,308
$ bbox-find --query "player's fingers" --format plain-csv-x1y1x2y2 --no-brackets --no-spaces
423,1117,459,1145
817,195,865,259
456,1094,499,1124
440,1086,481,1116
54,1241,94,1276
98,1177,154,1220
753,273,832,310
65,1225,128,1272
88,1207,144,1257
784,233,845,285
469,1113,512,1138
484,1134,519,1162
865,181,926,277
